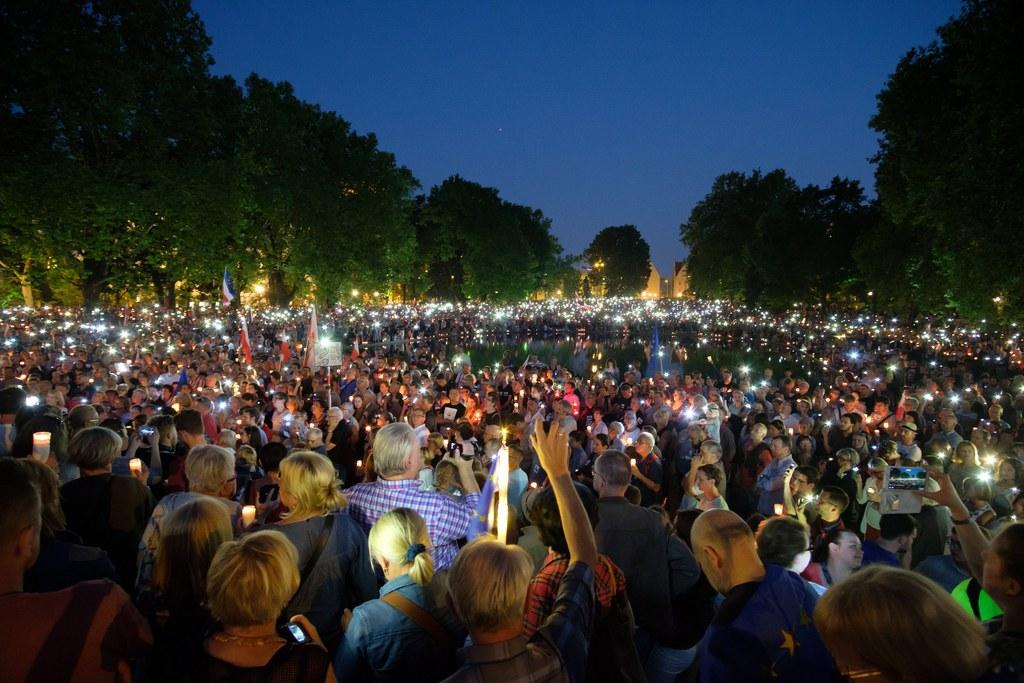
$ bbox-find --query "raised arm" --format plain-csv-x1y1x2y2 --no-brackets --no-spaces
531,421,599,568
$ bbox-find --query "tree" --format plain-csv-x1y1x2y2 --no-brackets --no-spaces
681,170,876,309
414,176,563,302
0,0,244,306
871,0,1024,320
583,225,651,297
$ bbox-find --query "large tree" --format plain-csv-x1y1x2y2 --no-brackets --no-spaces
681,170,875,308
0,0,248,306
583,225,651,297
870,0,1023,320
414,176,563,302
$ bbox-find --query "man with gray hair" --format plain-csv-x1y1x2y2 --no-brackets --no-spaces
592,449,700,680
137,444,240,589
345,422,480,570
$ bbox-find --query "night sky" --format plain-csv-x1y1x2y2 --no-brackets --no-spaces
194,1,961,274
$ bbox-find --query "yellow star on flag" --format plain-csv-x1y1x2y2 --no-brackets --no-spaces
780,629,797,656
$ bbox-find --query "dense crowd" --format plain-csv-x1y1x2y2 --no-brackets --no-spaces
0,300,1023,682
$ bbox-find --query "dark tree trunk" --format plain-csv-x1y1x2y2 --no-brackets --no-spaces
267,269,294,307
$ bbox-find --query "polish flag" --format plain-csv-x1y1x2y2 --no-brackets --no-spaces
304,307,318,368
239,319,252,365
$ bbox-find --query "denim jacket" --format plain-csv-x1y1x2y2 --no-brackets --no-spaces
335,574,461,682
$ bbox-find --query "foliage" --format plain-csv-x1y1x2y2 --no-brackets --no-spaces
681,171,875,309
413,176,563,302
583,225,651,296
870,0,1024,320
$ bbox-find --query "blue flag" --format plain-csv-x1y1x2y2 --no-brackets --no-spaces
467,455,499,540
177,366,189,390
222,267,237,305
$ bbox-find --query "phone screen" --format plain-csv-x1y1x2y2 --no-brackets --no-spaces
886,466,928,492
283,622,308,643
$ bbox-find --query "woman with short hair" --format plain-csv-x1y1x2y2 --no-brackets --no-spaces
271,451,377,645
59,426,155,589
335,508,461,681
815,565,989,681
197,530,335,682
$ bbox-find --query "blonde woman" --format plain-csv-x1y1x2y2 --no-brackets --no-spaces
335,508,461,682
270,451,377,645
814,565,989,681
198,530,335,682
145,498,233,682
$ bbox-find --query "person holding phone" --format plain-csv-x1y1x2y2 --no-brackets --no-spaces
197,530,335,682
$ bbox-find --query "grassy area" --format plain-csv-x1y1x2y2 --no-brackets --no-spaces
442,341,810,379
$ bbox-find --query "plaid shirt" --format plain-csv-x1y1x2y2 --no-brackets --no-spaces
445,562,595,683
522,552,624,639
345,478,480,571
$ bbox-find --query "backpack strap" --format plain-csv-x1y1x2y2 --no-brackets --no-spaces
966,577,984,620
299,514,335,587
381,591,454,647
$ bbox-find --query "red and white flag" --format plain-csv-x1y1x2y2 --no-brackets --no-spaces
239,318,253,365
280,338,291,364
304,307,318,368
351,335,360,361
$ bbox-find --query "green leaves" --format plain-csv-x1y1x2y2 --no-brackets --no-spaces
583,225,651,297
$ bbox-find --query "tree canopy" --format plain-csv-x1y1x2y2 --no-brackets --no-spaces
583,225,651,297
868,0,1023,320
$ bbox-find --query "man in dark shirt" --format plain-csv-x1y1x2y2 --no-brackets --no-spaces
593,449,700,681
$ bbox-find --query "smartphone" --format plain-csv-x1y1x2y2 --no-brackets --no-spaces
280,622,309,644
139,426,155,437
885,466,928,492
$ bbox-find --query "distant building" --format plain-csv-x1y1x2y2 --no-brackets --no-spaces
672,261,690,298
641,263,660,298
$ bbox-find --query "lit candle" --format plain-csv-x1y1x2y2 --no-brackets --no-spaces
32,432,51,462
129,458,143,475
356,459,363,468
241,505,256,527
630,458,637,467
773,503,784,516
495,446,510,544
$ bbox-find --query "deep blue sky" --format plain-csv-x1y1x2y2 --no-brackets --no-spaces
193,1,961,274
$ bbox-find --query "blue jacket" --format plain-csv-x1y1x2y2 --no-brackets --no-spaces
699,564,835,682
335,573,462,682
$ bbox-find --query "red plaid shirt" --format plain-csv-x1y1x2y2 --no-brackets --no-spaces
522,550,625,638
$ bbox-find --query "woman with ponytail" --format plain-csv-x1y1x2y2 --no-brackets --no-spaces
335,508,463,682
271,451,378,646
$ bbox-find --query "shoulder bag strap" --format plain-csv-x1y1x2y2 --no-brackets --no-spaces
381,591,454,647
299,514,335,587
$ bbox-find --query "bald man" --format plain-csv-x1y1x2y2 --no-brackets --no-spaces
691,510,833,682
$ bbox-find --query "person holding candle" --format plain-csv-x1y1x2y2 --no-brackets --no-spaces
335,508,462,682
444,420,599,682
756,434,797,516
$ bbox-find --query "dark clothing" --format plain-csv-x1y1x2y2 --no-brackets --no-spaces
60,473,155,589
699,564,834,682
595,497,700,644
271,512,378,644
23,531,117,593
195,640,332,683
861,540,900,568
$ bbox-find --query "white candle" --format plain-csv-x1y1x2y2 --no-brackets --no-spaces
32,432,51,462
356,459,363,468
241,505,256,527
495,446,510,544
129,458,143,475
774,503,784,516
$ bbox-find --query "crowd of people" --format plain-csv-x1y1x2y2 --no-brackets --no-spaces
0,299,1023,682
